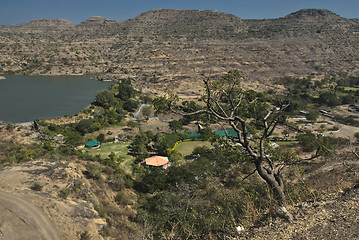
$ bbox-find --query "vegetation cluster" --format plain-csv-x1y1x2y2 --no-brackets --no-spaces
0,70,359,239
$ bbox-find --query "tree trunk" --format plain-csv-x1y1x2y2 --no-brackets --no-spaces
255,159,294,222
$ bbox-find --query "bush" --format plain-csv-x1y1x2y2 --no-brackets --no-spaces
88,163,103,180
200,127,214,140
59,188,70,199
170,150,183,161
354,132,359,141
169,120,183,132
123,99,139,112
96,133,105,143
305,112,318,121
297,134,318,152
93,90,117,109
76,119,101,135
318,91,341,106
31,182,43,191
5,123,14,131
153,132,184,155
115,191,130,205
43,141,55,151
127,120,138,129
48,123,61,133
15,148,36,162
64,130,83,147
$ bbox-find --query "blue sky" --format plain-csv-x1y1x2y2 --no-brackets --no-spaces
0,0,358,25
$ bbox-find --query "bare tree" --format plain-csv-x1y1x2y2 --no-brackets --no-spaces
154,70,294,222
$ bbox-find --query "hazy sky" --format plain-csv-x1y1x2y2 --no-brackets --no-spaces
0,0,358,25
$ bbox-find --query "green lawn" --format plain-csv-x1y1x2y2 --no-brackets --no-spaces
82,142,134,169
175,141,212,156
344,87,359,91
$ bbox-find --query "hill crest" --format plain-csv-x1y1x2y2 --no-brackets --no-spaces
284,9,343,19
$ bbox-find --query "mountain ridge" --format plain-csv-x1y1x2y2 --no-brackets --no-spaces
0,8,358,93
3,8,356,29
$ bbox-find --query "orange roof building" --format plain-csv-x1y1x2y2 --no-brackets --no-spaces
145,156,169,167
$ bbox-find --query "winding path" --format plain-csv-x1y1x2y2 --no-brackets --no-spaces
0,190,62,240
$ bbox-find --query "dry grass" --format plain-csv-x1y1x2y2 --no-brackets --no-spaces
174,140,212,156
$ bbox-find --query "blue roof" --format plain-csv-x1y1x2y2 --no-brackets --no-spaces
214,129,250,138
214,129,239,138
187,133,202,139
85,140,101,147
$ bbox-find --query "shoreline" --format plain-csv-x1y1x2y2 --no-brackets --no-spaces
0,76,5,80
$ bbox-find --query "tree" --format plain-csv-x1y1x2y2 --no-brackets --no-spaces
76,119,100,135
169,120,183,132
154,70,296,222
305,111,318,122
64,130,83,146
318,91,340,106
96,133,105,143
123,99,139,112
117,78,136,101
93,90,117,109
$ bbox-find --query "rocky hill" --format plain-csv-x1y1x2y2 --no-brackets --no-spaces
0,9,358,93
15,19,76,29
240,187,359,240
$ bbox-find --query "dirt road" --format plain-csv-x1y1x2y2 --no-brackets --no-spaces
0,189,62,240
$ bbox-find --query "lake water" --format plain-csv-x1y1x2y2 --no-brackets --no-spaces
0,75,112,123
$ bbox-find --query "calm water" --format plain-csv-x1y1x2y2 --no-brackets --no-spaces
0,75,112,123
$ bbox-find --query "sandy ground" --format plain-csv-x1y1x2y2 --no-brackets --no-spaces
0,190,61,240
0,159,106,240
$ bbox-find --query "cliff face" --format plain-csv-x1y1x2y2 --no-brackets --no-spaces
0,9,358,92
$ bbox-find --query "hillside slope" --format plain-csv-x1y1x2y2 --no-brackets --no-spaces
0,8,358,93
241,187,359,240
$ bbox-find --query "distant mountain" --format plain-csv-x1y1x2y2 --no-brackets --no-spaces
0,9,358,93
12,19,75,29
283,9,342,19
123,9,246,39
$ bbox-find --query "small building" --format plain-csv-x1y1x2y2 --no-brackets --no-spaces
187,133,202,139
214,129,250,138
144,156,171,169
85,140,101,148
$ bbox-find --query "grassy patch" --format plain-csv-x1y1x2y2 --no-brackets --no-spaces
274,140,299,146
344,87,359,91
174,141,212,156
82,142,134,169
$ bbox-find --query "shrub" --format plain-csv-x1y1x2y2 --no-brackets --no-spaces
297,134,318,152
305,112,318,121
16,148,36,162
93,90,117,109
96,133,105,143
88,163,103,180
170,150,183,161
5,123,14,131
59,188,70,199
115,191,130,205
48,123,61,133
123,99,139,112
80,231,91,240
169,120,183,132
43,141,55,151
76,119,101,134
31,182,43,191
354,132,359,141
64,130,83,147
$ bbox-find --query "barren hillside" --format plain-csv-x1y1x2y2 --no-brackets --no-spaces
0,9,358,94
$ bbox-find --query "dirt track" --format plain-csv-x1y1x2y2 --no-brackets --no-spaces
0,190,62,240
